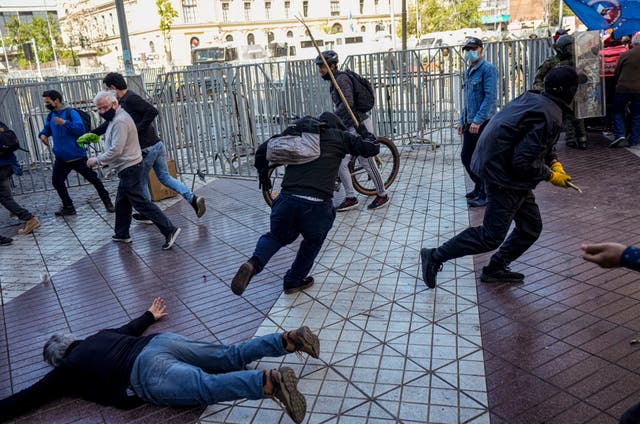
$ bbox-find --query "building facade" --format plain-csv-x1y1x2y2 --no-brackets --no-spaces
57,0,401,69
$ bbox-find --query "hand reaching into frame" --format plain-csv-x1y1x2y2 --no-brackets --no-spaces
148,297,168,321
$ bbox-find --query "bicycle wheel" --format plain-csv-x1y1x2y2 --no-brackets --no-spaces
261,165,286,207
350,136,400,196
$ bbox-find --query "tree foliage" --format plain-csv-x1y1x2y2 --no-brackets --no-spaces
2,14,71,67
407,0,482,35
156,0,178,38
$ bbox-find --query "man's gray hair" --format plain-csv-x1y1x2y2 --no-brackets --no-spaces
632,33,640,46
43,333,76,367
93,90,118,105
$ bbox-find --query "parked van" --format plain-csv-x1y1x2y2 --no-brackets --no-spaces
415,28,483,49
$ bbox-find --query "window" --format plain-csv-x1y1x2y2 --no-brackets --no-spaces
360,25,366,32
225,34,234,42
267,31,274,43
360,0,364,14
303,1,308,17
286,30,293,38
331,23,343,34
109,13,115,34
265,1,271,19
284,1,290,18
149,41,155,53
345,36,363,44
301,40,323,48
375,23,384,32
222,2,229,22
330,1,340,16
247,33,255,45
244,2,251,20
183,0,198,23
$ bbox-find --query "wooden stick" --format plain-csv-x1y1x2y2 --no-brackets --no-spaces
295,15,359,127
567,181,583,193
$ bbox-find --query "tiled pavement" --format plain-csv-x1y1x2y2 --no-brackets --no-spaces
0,135,639,424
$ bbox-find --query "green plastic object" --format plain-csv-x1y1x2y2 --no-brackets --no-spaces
77,133,100,146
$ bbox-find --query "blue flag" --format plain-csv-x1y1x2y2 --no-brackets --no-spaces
563,0,640,37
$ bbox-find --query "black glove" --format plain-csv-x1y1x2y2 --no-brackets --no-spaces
258,171,272,191
356,123,371,138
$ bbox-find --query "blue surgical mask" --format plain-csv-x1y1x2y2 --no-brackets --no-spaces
464,50,479,63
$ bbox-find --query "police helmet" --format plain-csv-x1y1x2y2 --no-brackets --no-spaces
553,34,574,57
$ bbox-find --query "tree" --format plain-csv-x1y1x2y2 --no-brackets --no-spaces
2,14,69,68
407,0,482,35
547,0,575,27
156,0,178,65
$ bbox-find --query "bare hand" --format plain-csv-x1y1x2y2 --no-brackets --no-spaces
580,243,626,268
87,158,96,168
148,297,168,320
53,117,66,126
39,134,49,146
457,125,464,136
469,123,481,134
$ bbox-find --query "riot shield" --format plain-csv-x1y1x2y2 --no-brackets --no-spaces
574,30,606,119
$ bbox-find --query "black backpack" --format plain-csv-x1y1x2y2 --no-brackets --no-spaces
342,69,375,113
65,108,92,133
0,128,21,156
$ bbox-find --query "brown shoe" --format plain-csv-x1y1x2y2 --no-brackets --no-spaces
284,276,314,295
270,367,306,424
285,326,320,359
231,261,255,295
18,216,40,235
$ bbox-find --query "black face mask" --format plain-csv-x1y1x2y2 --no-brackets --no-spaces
100,108,116,121
321,73,332,81
45,104,56,111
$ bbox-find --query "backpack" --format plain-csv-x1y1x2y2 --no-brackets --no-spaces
65,108,92,133
0,128,20,156
258,116,325,167
342,69,375,113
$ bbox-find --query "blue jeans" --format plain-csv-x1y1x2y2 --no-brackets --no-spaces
115,162,176,238
612,92,640,145
130,332,286,406
141,141,193,202
253,194,336,290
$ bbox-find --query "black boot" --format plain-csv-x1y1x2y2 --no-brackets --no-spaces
480,265,524,283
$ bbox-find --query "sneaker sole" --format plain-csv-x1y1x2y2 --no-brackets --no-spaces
367,200,390,210
134,219,154,224
112,237,133,243
231,262,254,295
284,278,314,295
296,326,320,359
162,227,182,250
609,138,625,148
278,367,307,424
196,197,206,218
336,204,359,212
420,248,436,289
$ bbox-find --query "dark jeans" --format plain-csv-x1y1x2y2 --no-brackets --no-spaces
434,184,542,270
0,165,32,221
461,121,488,197
115,162,175,238
253,194,336,290
612,92,640,144
52,158,110,207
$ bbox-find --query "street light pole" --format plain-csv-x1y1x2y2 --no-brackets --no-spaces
402,0,407,51
114,0,135,75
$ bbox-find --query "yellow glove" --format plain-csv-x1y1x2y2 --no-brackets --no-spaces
550,160,565,174
548,170,572,188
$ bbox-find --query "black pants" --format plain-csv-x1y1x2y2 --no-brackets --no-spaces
461,122,488,196
434,184,542,269
52,158,110,208
620,402,640,424
115,162,175,239
0,165,32,221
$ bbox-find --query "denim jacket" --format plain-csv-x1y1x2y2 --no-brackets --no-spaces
459,58,498,126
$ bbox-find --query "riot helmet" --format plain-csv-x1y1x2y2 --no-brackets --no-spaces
554,34,574,58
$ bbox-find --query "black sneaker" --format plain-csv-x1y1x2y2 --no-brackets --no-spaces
609,136,626,148
103,199,115,213
0,236,13,246
420,248,442,289
336,197,358,212
132,213,153,224
162,227,182,250
480,266,525,283
465,189,479,199
55,206,76,216
367,195,389,210
467,197,487,207
112,235,132,243
231,261,256,295
190,195,206,218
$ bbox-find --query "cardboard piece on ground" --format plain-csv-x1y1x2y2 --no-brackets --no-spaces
148,158,178,201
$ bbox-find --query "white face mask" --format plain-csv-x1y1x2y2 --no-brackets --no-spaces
464,50,479,63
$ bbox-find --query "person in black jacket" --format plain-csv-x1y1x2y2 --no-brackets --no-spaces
0,297,320,424
230,112,380,296
420,66,584,288
91,73,206,221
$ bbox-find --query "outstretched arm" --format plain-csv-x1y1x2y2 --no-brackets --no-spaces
581,243,640,271
0,368,69,422
113,297,167,336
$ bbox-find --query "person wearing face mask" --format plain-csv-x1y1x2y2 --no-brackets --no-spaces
458,37,498,208
38,90,114,216
87,91,181,250
420,66,586,289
